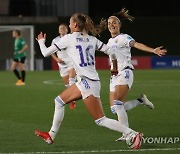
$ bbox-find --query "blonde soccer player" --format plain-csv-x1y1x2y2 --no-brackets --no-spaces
107,8,167,141
51,23,76,109
11,30,28,86
35,13,143,149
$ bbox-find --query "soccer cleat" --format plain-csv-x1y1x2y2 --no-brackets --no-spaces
115,134,126,142
69,101,76,109
140,94,154,109
15,79,22,85
35,130,53,144
15,79,25,86
126,132,143,150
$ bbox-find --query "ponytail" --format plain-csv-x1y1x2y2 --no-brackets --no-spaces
84,15,107,36
110,8,134,23
71,13,107,36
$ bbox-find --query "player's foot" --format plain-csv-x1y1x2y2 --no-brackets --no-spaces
69,101,76,109
115,134,126,142
15,79,22,85
35,130,53,144
15,79,25,86
140,94,154,109
126,132,143,150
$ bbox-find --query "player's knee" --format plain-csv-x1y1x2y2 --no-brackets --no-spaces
95,116,106,126
54,96,66,107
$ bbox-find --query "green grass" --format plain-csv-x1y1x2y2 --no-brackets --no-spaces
0,70,180,153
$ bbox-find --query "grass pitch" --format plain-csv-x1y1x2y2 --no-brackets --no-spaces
0,70,180,153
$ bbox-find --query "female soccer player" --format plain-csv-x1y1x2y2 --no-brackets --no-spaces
11,30,28,86
107,8,167,141
51,23,76,109
35,13,143,149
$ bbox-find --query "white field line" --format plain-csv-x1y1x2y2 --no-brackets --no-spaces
43,80,64,85
2,147,180,154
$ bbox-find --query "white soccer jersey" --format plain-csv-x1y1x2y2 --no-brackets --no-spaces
107,33,134,71
51,36,72,68
38,32,113,81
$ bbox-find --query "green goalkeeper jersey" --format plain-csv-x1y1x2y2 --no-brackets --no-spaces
14,37,27,59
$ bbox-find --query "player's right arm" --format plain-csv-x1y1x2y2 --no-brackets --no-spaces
36,32,59,57
111,59,118,76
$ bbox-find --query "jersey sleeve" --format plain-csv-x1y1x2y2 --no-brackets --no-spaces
51,39,55,46
123,34,135,47
95,38,111,55
54,35,69,51
38,39,58,57
95,38,116,59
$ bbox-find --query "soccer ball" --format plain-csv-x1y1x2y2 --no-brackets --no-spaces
126,132,137,148
126,132,143,149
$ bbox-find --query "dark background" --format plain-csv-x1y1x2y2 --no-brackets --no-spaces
7,0,180,17
1,0,180,69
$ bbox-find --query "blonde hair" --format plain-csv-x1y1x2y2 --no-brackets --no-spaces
109,8,134,23
71,13,107,36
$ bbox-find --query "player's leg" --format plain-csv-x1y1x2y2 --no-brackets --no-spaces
82,88,143,149
109,76,116,114
83,95,143,149
60,67,69,88
110,91,116,114
18,57,26,85
68,68,76,109
68,68,76,86
114,84,129,127
80,78,135,136
49,84,81,138
113,69,134,127
124,94,154,110
11,59,21,85
59,66,76,109
62,75,69,86
83,95,133,133
35,84,82,143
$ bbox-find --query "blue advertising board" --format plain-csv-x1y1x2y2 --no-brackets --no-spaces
151,56,180,69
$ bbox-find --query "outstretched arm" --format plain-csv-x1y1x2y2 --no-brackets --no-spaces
131,41,167,57
36,32,57,57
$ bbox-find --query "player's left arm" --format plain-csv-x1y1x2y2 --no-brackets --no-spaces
18,43,28,54
131,40,167,57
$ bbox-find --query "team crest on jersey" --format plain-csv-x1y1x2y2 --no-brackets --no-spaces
115,39,118,43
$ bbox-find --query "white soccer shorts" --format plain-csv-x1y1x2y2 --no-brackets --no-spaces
58,62,74,77
76,77,101,99
110,69,134,92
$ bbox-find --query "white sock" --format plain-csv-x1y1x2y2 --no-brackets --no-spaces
124,99,141,111
110,105,116,114
49,96,65,140
114,100,129,127
95,116,135,135
69,78,76,86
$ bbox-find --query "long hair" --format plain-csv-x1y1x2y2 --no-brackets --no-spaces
71,13,107,36
110,8,134,24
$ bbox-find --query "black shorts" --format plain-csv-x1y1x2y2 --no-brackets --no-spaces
13,57,26,64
